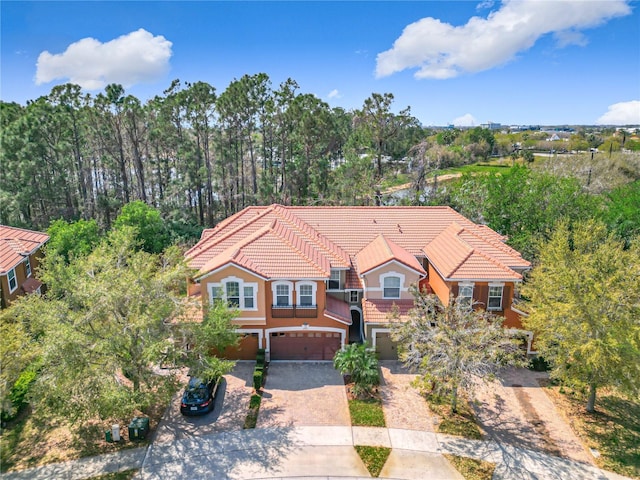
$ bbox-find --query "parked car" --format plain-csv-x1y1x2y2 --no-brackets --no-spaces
180,376,219,416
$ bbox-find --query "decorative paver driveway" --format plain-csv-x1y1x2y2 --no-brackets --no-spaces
379,360,435,432
153,362,255,443
471,367,594,465
257,362,351,427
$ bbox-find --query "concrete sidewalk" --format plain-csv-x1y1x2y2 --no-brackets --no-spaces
2,426,632,480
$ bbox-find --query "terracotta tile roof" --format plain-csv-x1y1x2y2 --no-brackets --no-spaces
0,225,49,274
188,205,529,284
356,234,426,275
21,277,42,294
423,223,523,281
362,299,415,324
325,295,351,324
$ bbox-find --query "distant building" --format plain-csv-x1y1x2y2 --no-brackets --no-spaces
0,225,49,308
481,122,502,131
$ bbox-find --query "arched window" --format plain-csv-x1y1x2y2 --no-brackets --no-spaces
295,281,317,306
272,281,293,307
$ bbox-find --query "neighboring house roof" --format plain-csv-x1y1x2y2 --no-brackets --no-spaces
0,225,49,275
356,234,426,276
423,223,524,281
187,205,530,283
362,299,415,324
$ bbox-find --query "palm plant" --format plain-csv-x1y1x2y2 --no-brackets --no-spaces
333,343,380,398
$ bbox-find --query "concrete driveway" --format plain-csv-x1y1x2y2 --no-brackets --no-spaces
153,362,255,443
257,362,351,428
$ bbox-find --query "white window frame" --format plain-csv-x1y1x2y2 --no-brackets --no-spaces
327,269,342,291
349,290,359,304
272,281,293,307
380,271,404,299
7,268,18,293
208,276,258,311
458,282,474,307
24,257,32,277
487,283,504,311
295,281,317,307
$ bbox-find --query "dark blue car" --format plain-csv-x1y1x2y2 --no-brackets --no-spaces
180,377,219,416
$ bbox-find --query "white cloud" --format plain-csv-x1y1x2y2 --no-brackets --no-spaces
451,113,477,127
327,89,341,99
36,29,172,89
596,100,640,125
376,0,631,79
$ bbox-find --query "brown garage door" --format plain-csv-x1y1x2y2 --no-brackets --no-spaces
270,331,341,360
375,332,398,360
214,333,259,360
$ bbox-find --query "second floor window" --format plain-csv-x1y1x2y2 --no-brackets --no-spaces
458,284,474,307
383,276,401,298
298,284,313,306
8,268,17,293
276,284,290,306
25,258,32,277
328,269,341,290
209,277,257,310
488,285,504,310
226,281,240,307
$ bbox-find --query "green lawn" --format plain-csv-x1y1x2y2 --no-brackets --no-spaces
425,394,483,440
355,445,391,477
444,454,495,480
348,398,386,427
545,387,640,478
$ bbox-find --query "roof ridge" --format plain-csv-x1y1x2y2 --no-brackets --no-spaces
272,205,351,267
186,205,274,259
268,219,329,277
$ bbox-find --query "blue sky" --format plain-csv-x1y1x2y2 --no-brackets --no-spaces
2,1,639,126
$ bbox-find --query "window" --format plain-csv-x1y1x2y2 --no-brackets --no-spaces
383,276,401,298
226,281,240,307
327,269,341,290
211,285,223,303
7,268,17,293
209,277,257,310
244,286,254,309
458,283,474,307
488,285,504,310
276,284,290,306
298,284,313,306
24,258,32,277
349,290,359,304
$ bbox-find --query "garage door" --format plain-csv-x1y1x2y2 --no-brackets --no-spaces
270,331,341,360
215,333,259,360
375,332,398,360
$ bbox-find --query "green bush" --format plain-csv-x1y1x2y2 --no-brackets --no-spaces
253,370,263,390
1,368,37,422
249,393,262,409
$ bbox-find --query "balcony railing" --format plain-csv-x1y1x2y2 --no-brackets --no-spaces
271,305,318,318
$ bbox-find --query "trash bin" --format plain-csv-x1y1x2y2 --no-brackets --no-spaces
128,416,150,441
105,429,113,442
112,424,121,442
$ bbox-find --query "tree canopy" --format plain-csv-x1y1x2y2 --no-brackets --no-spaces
391,286,526,412
522,220,640,412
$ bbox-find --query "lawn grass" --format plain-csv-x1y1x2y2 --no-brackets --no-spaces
425,394,483,440
444,454,495,480
348,398,386,427
545,386,640,478
354,445,391,477
0,409,149,473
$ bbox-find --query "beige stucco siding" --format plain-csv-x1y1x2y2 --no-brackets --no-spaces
200,265,266,322
362,262,422,301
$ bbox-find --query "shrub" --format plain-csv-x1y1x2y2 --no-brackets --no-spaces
253,370,263,390
1,368,37,422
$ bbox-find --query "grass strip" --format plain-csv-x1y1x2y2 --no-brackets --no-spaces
243,393,262,429
355,445,390,478
426,395,483,440
444,454,495,480
348,398,385,427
